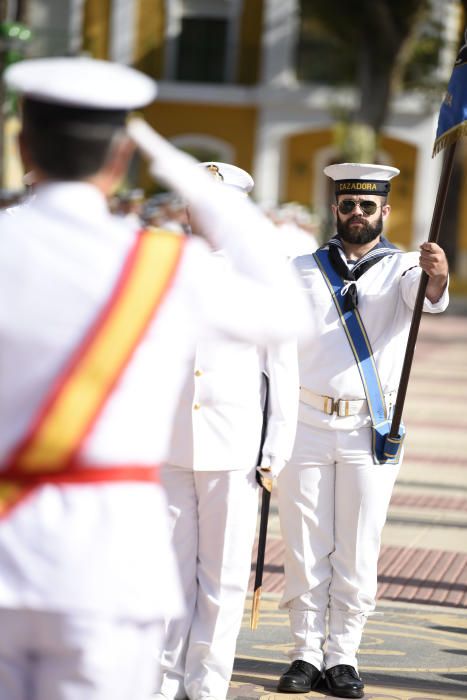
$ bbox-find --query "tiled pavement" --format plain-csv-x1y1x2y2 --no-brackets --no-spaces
231,300,467,700
232,600,467,700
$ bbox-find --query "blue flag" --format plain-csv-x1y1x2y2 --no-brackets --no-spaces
433,28,467,156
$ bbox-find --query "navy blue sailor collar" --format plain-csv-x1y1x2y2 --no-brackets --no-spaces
325,234,402,280
317,235,402,310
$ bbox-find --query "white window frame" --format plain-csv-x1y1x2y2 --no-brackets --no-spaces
163,0,244,82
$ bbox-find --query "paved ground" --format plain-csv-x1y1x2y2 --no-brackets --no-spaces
229,300,467,700
232,599,467,700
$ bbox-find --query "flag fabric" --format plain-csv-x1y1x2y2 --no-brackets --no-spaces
433,28,467,156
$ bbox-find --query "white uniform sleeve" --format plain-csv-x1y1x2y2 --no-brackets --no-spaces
128,119,310,344
258,340,299,477
185,241,310,346
399,252,449,313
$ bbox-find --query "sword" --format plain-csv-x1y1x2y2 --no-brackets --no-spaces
250,371,273,630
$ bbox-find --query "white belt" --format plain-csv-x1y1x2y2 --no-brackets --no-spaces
299,386,397,418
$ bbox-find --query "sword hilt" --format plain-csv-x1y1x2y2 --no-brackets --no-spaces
250,586,262,630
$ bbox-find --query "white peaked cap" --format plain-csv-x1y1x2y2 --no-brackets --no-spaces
199,162,254,194
4,57,157,109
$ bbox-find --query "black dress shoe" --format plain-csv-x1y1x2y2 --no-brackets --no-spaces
325,665,364,698
277,659,321,693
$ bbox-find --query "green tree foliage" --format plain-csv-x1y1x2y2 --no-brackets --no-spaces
297,0,435,159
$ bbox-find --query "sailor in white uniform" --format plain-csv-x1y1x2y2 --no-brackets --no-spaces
156,162,298,700
276,163,449,699
0,58,309,700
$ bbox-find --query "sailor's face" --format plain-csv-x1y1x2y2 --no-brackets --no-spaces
333,195,389,244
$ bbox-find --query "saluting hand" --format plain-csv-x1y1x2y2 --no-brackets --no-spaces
419,242,448,303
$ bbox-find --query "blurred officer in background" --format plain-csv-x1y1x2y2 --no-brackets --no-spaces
156,162,298,700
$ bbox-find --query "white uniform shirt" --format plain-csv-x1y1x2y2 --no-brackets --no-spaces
295,250,449,431
0,181,308,619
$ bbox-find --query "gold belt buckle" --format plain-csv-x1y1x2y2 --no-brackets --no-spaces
338,399,350,417
324,396,350,416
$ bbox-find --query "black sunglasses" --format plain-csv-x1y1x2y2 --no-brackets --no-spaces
337,199,381,216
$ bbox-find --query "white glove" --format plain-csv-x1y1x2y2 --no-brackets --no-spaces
256,455,286,489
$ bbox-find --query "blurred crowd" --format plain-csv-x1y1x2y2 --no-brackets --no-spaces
1,184,321,257
109,188,321,256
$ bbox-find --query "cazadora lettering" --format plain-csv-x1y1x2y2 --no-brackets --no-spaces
338,182,377,191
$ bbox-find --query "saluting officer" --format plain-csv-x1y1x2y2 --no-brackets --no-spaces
276,163,449,699
156,162,298,700
0,57,308,700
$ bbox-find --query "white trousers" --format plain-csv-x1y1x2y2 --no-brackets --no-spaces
277,422,400,670
0,607,164,700
158,466,259,700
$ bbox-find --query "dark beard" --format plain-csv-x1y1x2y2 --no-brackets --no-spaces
336,212,383,244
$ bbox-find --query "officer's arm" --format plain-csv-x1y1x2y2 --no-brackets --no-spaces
128,118,311,345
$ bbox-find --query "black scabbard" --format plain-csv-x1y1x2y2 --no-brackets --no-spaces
251,372,272,629
250,483,271,629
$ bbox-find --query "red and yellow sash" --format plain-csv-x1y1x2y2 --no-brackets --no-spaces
0,229,185,517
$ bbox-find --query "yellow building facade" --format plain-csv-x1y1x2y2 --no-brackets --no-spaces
7,0,467,287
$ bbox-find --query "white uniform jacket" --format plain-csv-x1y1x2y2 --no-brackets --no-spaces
167,252,298,471
0,174,308,621
294,249,449,432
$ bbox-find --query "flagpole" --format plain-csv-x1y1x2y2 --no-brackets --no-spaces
389,141,457,439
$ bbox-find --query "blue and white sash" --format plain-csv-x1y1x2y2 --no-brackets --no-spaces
313,248,404,465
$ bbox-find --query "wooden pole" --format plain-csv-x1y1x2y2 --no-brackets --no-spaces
389,141,457,439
